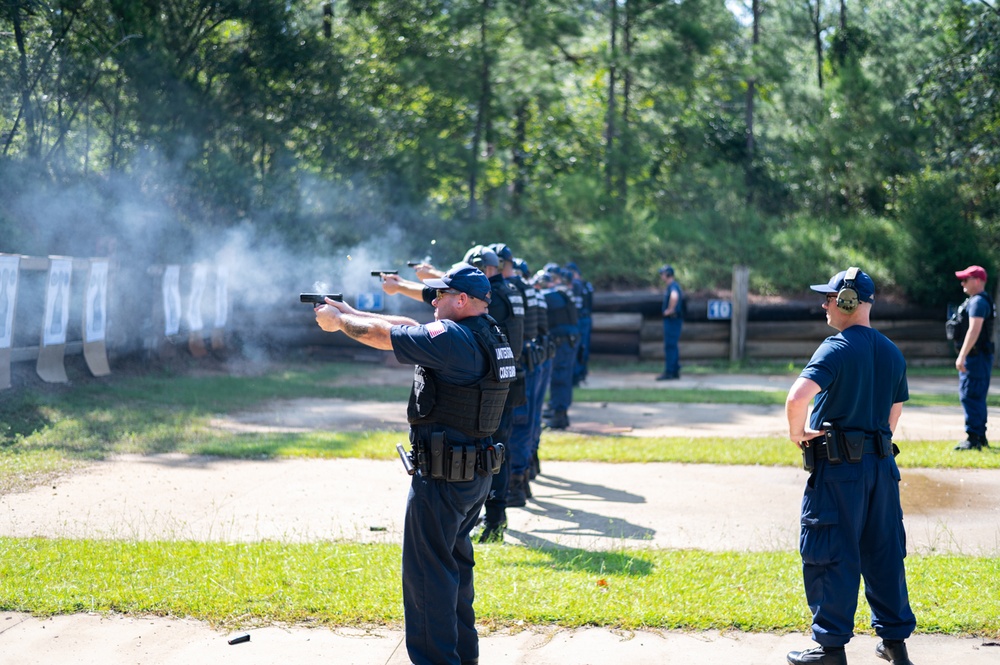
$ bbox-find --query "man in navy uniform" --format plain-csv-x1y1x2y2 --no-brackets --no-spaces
314,263,515,665
380,246,523,543
657,264,684,380
538,265,578,430
785,268,916,665
566,261,593,386
948,265,995,451
497,250,544,506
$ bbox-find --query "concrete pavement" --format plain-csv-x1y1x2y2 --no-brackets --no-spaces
2,612,998,665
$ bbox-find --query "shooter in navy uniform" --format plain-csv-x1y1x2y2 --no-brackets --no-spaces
785,268,916,665
314,263,515,665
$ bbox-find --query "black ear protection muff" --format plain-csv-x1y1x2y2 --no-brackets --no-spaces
836,266,861,313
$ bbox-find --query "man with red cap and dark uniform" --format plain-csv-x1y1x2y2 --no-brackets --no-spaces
947,265,995,451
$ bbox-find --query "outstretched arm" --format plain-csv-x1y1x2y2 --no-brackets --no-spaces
315,298,417,350
382,274,430,302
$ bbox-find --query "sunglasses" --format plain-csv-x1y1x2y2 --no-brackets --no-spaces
435,288,463,299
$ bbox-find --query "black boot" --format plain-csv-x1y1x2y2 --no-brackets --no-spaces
875,640,913,665
545,409,569,430
477,519,506,544
529,451,541,479
786,645,847,665
955,433,985,450
507,474,527,508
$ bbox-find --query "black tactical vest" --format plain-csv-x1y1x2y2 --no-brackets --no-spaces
488,276,524,362
544,288,577,331
947,292,996,354
406,315,516,438
510,275,540,343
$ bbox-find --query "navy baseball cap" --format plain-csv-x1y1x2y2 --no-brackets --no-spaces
488,243,514,263
423,263,492,301
810,269,875,304
463,245,499,269
659,265,674,276
566,262,579,272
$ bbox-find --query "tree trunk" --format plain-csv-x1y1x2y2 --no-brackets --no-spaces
469,0,492,220
11,4,40,159
745,0,761,197
619,0,632,203
605,0,618,197
512,100,529,216
810,0,823,89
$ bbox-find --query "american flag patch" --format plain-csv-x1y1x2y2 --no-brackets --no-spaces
426,321,447,338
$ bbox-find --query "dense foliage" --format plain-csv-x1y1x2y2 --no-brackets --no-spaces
1,0,997,304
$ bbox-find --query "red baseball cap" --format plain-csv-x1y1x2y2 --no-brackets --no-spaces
955,265,987,281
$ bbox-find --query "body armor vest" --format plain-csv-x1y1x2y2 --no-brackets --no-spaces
488,277,524,362
510,275,540,343
544,289,577,331
581,281,594,317
947,292,996,354
406,315,516,438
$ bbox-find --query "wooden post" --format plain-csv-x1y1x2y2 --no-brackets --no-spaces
730,265,749,362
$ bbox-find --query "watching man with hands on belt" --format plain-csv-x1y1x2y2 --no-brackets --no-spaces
314,263,515,665
784,268,917,665
947,265,995,451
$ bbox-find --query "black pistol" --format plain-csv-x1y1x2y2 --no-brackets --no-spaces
370,270,399,277
300,293,344,305
406,261,420,267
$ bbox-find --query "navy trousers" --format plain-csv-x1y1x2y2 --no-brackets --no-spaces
662,317,682,377
482,406,514,525
548,337,577,412
573,315,592,384
509,363,542,476
799,452,916,647
402,470,492,665
959,353,993,437
531,357,553,461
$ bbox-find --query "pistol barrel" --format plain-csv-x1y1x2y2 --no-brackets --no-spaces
299,293,343,304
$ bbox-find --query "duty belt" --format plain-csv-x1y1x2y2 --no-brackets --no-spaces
802,426,895,472
408,433,504,481
810,435,878,461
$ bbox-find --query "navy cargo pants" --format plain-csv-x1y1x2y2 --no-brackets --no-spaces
959,352,993,437
402,466,492,665
799,451,916,647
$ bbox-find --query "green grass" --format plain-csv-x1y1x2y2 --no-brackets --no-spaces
574,388,970,408
594,358,960,378
1,537,997,636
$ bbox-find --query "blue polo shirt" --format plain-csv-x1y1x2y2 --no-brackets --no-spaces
800,325,909,435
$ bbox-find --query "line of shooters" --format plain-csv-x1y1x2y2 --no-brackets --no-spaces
303,244,593,544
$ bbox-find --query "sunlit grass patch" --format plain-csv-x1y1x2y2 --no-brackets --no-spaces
2,537,998,636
